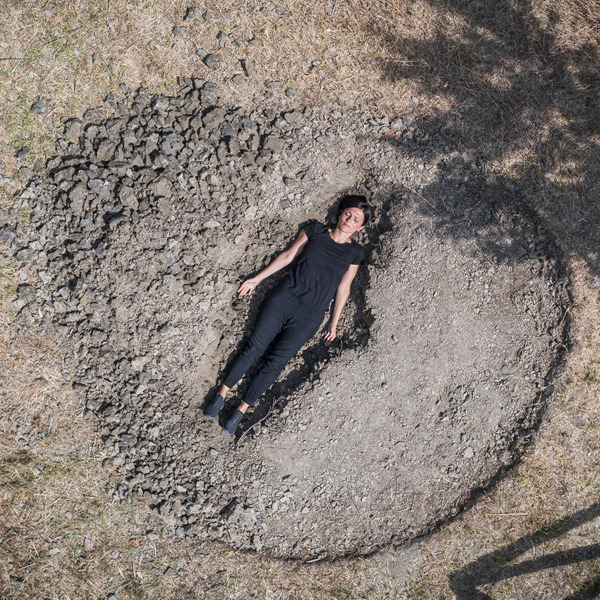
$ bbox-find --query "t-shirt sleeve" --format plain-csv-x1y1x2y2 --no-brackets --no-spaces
302,221,325,240
352,244,365,265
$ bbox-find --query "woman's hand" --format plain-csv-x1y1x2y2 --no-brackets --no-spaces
238,278,260,296
324,323,337,347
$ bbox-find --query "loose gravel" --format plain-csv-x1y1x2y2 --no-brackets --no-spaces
4,79,569,559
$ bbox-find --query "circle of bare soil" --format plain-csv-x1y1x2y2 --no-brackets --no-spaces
8,81,569,559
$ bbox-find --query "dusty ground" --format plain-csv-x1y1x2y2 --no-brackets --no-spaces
1,0,600,598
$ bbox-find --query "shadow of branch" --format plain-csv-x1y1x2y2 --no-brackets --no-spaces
449,502,600,599
362,0,600,277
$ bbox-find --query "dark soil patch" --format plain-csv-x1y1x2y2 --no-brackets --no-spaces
5,80,569,559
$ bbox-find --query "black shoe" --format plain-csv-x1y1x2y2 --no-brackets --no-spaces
203,395,224,420
223,409,244,435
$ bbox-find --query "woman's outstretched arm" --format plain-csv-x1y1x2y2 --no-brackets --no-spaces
324,263,360,347
237,230,309,296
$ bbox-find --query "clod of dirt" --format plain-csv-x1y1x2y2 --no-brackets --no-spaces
31,96,54,116
8,79,569,559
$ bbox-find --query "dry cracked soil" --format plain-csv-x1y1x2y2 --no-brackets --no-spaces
3,79,570,560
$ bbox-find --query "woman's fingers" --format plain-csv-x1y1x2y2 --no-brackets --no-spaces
237,279,257,296
324,328,337,346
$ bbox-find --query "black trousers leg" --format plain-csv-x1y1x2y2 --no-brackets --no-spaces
242,302,324,406
222,287,290,389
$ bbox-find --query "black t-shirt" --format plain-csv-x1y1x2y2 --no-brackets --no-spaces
283,221,364,310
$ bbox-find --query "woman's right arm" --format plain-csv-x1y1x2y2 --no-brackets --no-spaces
237,230,308,296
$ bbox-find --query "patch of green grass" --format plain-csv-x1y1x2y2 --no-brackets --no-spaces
585,362,600,384
3,283,17,301
5,96,39,148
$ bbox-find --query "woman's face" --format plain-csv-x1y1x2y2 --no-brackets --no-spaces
337,207,365,235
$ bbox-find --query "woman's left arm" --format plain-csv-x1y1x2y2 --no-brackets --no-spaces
324,264,360,347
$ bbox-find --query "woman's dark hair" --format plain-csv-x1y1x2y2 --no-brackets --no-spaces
338,195,374,226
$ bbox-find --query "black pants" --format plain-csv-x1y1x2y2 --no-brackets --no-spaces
223,286,325,406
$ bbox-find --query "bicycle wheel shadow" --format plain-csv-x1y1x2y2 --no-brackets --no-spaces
449,502,600,599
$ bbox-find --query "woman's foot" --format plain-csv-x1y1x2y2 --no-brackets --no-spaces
203,395,225,420
223,409,244,435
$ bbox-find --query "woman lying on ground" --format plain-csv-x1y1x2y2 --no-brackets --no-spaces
203,194,374,435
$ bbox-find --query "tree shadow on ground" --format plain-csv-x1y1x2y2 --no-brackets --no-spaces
449,502,600,599
360,0,599,590
364,0,600,276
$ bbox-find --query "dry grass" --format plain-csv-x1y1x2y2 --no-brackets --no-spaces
1,0,600,598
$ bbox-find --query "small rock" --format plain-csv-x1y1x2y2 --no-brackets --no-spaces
185,6,201,21
200,82,220,105
202,10,214,22
17,284,35,302
284,110,301,125
83,107,105,121
231,74,244,86
18,167,33,182
64,118,82,142
241,59,255,77
172,25,185,36
11,299,27,311
391,117,404,130
464,446,474,459
31,97,53,116
15,147,30,163
104,92,120,106
0,227,16,245
203,54,220,70
88,179,109,197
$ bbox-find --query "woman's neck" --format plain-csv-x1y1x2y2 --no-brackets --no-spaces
329,227,352,244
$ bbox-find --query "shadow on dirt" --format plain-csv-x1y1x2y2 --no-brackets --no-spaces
361,0,598,589
364,0,600,276
449,502,600,599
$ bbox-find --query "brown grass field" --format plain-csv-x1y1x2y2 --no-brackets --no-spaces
1,0,600,598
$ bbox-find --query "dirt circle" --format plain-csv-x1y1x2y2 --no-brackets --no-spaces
10,81,569,559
